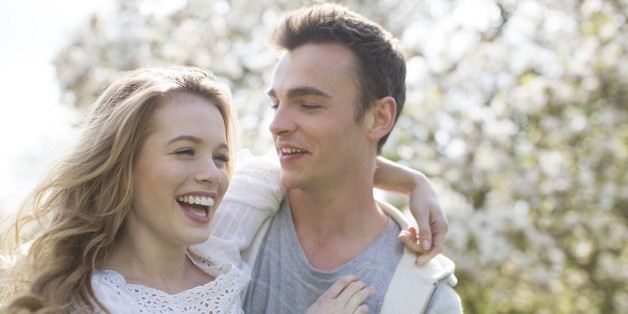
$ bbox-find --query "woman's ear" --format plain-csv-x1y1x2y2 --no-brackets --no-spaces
366,96,397,142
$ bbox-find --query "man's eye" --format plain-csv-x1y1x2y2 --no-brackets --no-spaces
213,154,229,167
301,103,321,109
214,154,229,162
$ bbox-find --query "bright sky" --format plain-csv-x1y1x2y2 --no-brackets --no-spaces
0,0,110,215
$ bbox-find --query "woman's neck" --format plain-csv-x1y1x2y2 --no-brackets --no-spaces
103,228,213,294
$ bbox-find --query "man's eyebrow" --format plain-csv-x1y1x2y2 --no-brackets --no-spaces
267,87,332,99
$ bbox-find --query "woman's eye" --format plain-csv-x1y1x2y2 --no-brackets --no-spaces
175,149,194,156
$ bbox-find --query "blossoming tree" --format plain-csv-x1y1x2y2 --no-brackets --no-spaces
54,0,627,312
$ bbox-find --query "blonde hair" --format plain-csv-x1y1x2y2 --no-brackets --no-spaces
0,67,237,312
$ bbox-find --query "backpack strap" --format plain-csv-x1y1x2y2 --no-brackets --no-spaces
240,214,273,302
378,201,457,314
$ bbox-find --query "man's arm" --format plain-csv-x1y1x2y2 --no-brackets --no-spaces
374,157,448,266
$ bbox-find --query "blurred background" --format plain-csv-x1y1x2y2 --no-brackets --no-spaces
1,0,626,313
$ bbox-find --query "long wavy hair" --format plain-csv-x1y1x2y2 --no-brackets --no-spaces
0,67,237,312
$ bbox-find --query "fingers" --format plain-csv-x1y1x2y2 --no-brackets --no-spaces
308,275,373,314
354,304,369,314
335,279,367,304
416,248,437,266
416,215,448,266
399,225,442,266
408,189,435,253
428,219,446,256
340,281,374,312
399,227,421,253
319,274,358,300
406,172,449,265
416,224,447,266
416,213,433,253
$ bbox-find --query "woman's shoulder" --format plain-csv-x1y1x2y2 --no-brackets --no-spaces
89,269,139,313
187,252,249,285
89,257,248,313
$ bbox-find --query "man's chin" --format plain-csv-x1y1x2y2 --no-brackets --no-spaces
280,173,301,190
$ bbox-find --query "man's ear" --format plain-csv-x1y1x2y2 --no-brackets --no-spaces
366,96,397,142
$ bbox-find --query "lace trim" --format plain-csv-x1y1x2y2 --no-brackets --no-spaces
91,254,246,313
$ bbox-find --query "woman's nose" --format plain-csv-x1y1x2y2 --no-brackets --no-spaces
194,160,222,185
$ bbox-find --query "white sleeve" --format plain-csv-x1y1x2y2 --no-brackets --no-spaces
190,150,285,267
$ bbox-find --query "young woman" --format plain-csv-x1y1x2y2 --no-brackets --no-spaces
1,67,443,313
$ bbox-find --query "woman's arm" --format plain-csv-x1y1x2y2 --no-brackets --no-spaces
197,153,449,267
190,151,284,266
374,157,448,266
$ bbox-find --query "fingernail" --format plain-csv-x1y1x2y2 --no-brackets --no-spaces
421,240,431,250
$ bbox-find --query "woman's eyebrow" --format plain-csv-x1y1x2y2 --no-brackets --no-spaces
167,135,201,145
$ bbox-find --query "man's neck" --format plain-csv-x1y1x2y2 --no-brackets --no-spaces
288,182,389,271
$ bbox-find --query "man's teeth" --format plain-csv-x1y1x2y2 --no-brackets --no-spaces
176,195,214,207
281,147,306,155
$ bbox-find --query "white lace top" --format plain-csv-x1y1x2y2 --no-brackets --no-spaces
91,255,248,313
88,151,285,314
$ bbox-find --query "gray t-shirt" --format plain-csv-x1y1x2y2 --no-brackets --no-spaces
244,200,403,313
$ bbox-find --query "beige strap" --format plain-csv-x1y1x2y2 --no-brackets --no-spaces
240,215,273,302
378,201,457,314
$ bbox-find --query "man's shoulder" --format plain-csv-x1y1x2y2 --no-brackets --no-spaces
382,250,460,313
241,199,286,267
408,254,457,283
375,200,456,278
376,200,461,313
424,281,464,314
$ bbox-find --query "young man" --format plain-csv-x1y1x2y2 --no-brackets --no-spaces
242,4,462,313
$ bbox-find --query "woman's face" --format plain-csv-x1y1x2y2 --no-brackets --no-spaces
128,91,229,248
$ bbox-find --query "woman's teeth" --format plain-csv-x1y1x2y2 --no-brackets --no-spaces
176,195,214,207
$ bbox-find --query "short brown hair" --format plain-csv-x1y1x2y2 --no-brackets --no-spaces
272,3,406,151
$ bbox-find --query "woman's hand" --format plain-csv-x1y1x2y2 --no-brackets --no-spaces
306,275,374,314
374,157,448,266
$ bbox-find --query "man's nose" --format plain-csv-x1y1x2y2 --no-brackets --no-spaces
269,105,296,136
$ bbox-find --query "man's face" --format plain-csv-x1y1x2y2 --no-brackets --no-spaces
268,43,374,190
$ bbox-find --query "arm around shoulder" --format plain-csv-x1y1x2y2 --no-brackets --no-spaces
191,150,284,266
